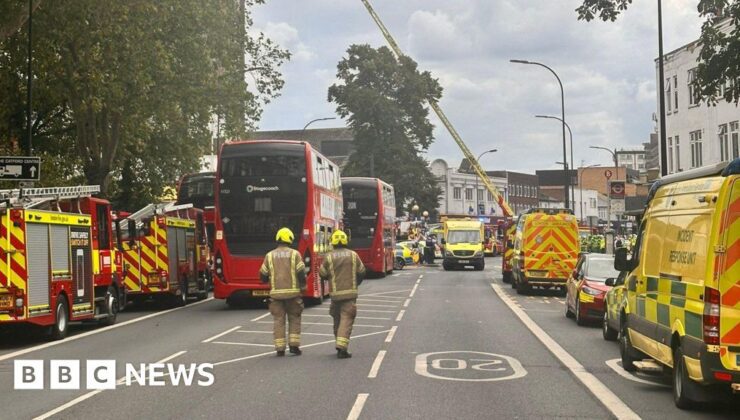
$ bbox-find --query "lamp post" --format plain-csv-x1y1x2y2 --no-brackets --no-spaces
474,149,497,215
302,117,336,133
578,164,601,224
657,0,668,177
536,114,574,209
511,59,569,210
589,146,619,232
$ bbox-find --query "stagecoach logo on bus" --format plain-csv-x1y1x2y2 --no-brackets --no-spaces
13,360,215,390
245,185,280,193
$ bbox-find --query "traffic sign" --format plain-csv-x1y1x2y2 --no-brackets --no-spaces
604,169,613,179
609,181,626,199
0,156,40,181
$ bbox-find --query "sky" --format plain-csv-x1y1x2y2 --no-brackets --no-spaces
251,0,704,173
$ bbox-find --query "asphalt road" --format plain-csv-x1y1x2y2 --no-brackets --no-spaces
1,257,738,419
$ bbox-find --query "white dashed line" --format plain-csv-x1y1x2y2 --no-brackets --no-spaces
202,325,242,343
403,298,411,307
250,312,271,322
256,321,386,328
347,393,369,420
357,303,397,308
237,330,335,337
409,284,419,297
385,326,397,343
368,350,387,378
213,341,274,347
491,283,639,420
395,310,405,322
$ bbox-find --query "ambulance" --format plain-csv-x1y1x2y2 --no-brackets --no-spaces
441,219,485,271
614,158,740,408
511,208,579,295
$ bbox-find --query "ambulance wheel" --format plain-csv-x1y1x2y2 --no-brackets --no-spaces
50,297,69,340
100,286,119,326
672,346,705,409
502,271,512,284
602,312,618,341
516,280,529,295
619,319,638,372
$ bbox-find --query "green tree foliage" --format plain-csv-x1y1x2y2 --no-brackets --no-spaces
576,0,740,104
328,45,443,217
0,0,288,210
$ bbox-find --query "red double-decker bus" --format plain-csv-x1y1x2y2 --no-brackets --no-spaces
176,172,216,247
212,140,341,305
341,177,396,276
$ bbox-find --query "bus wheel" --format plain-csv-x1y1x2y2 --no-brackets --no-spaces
50,296,69,340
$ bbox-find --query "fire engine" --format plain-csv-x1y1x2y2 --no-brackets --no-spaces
0,186,123,340
119,202,209,307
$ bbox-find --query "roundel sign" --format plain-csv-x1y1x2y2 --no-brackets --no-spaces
604,169,613,179
610,181,626,199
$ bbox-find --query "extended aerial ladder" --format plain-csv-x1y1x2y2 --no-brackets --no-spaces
359,0,513,217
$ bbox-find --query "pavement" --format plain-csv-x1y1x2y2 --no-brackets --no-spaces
0,258,738,419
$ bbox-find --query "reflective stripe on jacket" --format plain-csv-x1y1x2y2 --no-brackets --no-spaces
260,246,306,299
319,248,366,301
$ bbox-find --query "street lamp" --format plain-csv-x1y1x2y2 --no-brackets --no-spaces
511,59,569,210
578,164,601,225
474,149,497,215
589,146,619,232
302,117,336,132
536,114,574,208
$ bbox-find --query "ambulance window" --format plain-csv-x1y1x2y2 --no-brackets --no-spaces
97,205,111,250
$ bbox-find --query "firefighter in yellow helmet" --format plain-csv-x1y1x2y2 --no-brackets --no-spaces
319,229,366,359
260,227,306,356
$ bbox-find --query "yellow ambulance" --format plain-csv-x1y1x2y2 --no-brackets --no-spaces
441,219,485,271
615,159,740,408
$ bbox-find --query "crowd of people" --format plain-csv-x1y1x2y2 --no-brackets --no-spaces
580,233,637,253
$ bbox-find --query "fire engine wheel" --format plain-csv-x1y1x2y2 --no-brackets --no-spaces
175,280,188,307
50,297,69,340
100,286,119,326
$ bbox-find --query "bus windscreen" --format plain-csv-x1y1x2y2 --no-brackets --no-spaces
343,185,378,248
177,173,215,209
219,151,307,255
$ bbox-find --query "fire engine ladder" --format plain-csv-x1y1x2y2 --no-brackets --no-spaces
0,185,101,209
126,202,194,226
359,0,513,217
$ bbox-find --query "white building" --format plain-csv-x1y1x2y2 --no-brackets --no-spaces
573,188,599,222
430,159,508,216
616,150,646,173
657,19,739,174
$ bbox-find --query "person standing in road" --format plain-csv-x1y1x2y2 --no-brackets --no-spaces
319,230,366,359
260,227,306,357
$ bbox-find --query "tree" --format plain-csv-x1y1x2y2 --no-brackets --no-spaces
0,0,289,207
576,0,740,104
328,45,443,217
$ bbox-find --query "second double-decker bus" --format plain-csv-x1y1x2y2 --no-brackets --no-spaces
176,172,216,248
213,140,342,305
341,177,396,276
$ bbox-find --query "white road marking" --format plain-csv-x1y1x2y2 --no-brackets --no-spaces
368,350,387,378
419,275,424,279
392,273,400,276
409,284,419,297
414,351,527,382
361,289,411,297
357,297,404,303
302,314,391,321
491,284,640,420
250,312,271,322
357,303,397,308
213,341,274,347
347,393,369,420
356,309,396,313
396,310,405,322
33,350,186,420
237,330,335,337
202,325,242,343
213,329,391,367
0,298,213,363
605,359,670,388
403,298,411,308
256,321,386,328
385,326,397,343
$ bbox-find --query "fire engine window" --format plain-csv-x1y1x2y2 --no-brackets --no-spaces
97,205,110,250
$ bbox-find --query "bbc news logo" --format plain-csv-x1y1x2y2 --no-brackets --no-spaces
14,360,214,390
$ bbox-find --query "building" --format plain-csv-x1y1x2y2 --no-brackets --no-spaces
615,149,647,173
577,166,645,197
573,188,600,223
487,170,539,216
249,127,355,166
429,159,508,217
657,18,739,175
643,132,661,181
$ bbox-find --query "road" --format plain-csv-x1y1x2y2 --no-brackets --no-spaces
1,257,738,419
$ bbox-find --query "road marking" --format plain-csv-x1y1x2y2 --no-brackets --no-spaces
385,326,397,343
33,350,186,420
202,325,242,343
357,303,397,308
523,309,561,313
605,359,670,388
396,310,405,321
0,298,213,363
213,341,274,347
368,350,387,378
213,329,391,367
392,273,400,276
302,314,391,321
251,312,271,322
347,393,369,420
419,275,424,279
403,298,411,308
361,289,410,297
414,351,527,382
256,321,386,328
409,284,419,297
491,284,639,420
357,298,404,303
356,309,396,313
237,330,335,337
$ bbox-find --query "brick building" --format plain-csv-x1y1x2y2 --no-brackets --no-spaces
487,170,539,215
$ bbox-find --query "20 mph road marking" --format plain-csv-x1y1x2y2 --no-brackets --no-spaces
491,284,639,420
347,393,369,420
368,350,387,378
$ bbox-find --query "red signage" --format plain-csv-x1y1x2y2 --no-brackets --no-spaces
609,181,625,199
604,169,613,179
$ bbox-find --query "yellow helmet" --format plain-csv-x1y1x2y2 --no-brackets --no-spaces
331,229,348,246
275,227,295,244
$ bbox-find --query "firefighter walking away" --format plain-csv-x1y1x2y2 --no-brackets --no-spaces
260,227,306,356
320,230,366,359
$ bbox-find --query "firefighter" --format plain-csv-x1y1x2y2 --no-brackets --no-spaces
259,227,306,357
319,229,366,359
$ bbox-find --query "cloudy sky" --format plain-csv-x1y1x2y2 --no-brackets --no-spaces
251,0,704,173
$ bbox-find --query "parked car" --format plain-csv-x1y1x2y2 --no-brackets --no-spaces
602,270,628,341
565,253,619,326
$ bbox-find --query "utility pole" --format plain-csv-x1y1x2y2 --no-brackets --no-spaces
658,0,668,177
26,0,33,155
